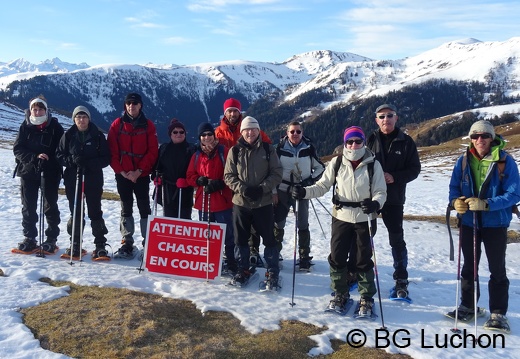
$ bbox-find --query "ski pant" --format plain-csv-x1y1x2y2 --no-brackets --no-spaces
329,217,376,298
233,204,279,276
198,208,237,269
379,204,408,280
460,225,509,315
20,176,61,239
64,171,108,246
273,190,310,256
116,174,151,239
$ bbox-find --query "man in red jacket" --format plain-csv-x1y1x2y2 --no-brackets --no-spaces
107,93,159,259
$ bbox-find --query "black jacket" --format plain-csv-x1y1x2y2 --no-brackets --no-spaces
366,127,421,205
13,111,64,181
56,123,110,184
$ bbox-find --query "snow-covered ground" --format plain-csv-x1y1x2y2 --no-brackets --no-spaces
1,144,520,359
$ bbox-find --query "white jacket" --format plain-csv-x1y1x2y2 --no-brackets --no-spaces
303,147,387,223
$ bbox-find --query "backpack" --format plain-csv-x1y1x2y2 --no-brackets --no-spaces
331,154,375,209
232,141,271,164
194,144,226,167
460,151,519,215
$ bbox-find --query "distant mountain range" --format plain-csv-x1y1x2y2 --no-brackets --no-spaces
1,37,519,151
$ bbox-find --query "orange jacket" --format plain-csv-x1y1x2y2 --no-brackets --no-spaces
214,115,271,148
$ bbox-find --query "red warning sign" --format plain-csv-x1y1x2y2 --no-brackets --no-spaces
143,216,225,281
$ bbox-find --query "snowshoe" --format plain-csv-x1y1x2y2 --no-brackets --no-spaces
228,268,259,288
353,297,377,320
60,248,88,260
389,279,412,303
114,239,138,260
483,313,510,334
92,244,111,261
298,257,314,272
11,238,38,254
259,272,283,292
445,304,486,322
41,239,59,255
325,292,353,315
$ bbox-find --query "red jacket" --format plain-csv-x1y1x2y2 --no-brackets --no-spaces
186,145,233,212
214,115,271,149
107,114,158,176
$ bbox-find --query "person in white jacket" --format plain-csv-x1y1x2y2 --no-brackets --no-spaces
292,126,386,316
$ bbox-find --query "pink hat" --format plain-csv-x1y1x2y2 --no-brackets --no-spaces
343,126,365,143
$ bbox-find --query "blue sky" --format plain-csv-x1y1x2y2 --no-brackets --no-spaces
1,0,519,66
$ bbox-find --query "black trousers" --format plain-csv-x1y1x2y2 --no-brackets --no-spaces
115,174,151,218
460,224,509,315
20,176,61,239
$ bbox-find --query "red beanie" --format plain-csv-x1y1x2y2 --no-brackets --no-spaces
223,98,242,113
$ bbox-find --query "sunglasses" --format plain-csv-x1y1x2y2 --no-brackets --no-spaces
470,133,492,140
377,113,395,119
289,130,302,134
345,139,364,145
201,132,214,137
125,101,139,106
172,130,185,135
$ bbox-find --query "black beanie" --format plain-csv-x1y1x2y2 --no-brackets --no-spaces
198,122,215,137
168,118,186,136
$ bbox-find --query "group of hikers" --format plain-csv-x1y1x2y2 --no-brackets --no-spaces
12,93,519,330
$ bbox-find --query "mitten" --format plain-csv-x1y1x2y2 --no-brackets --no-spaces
291,185,306,200
204,179,226,193
196,176,209,187
176,178,188,188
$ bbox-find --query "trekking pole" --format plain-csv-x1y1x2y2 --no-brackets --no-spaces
69,167,82,266
446,204,454,261
309,199,326,238
178,187,182,219
289,199,299,307
205,191,211,282
78,169,85,264
368,212,386,330
36,160,46,258
473,211,478,336
451,221,463,333
152,177,159,216
315,197,333,218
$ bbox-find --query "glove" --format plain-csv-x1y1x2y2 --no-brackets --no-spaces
300,177,315,187
196,176,209,187
452,196,468,215
204,179,226,194
73,155,85,167
465,197,488,211
291,185,306,200
244,186,263,201
176,178,188,188
360,199,380,214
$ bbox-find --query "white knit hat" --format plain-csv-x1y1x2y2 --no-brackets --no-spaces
468,120,495,139
240,116,260,132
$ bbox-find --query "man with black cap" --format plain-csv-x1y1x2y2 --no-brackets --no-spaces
57,106,111,259
365,103,421,299
107,92,159,259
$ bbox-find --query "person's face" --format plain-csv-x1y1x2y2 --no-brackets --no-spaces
470,133,493,157
125,100,142,118
74,114,90,132
200,131,214,146
344,137,364,149
170,127,186,144
375,109,398,134
225,108,241,125
31,105,46,117
242,128,260,145
287,125,302,145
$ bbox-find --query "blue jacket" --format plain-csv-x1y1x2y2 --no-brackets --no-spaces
449,139,520,228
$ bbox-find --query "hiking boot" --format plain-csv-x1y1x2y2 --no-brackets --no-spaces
18,238,37,252
233,268,255,285
41,238,58,253
483,313,510,333
93,244,109,259
264,272,280,291
114,238,136,259
65,247,81,258
394,279,409,298
358,297,374,317
298,257,312,271
328,292,349,311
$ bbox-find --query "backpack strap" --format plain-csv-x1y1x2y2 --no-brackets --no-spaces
331,155,374,209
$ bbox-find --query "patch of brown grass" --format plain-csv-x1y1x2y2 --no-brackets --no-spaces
20,280,408,359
